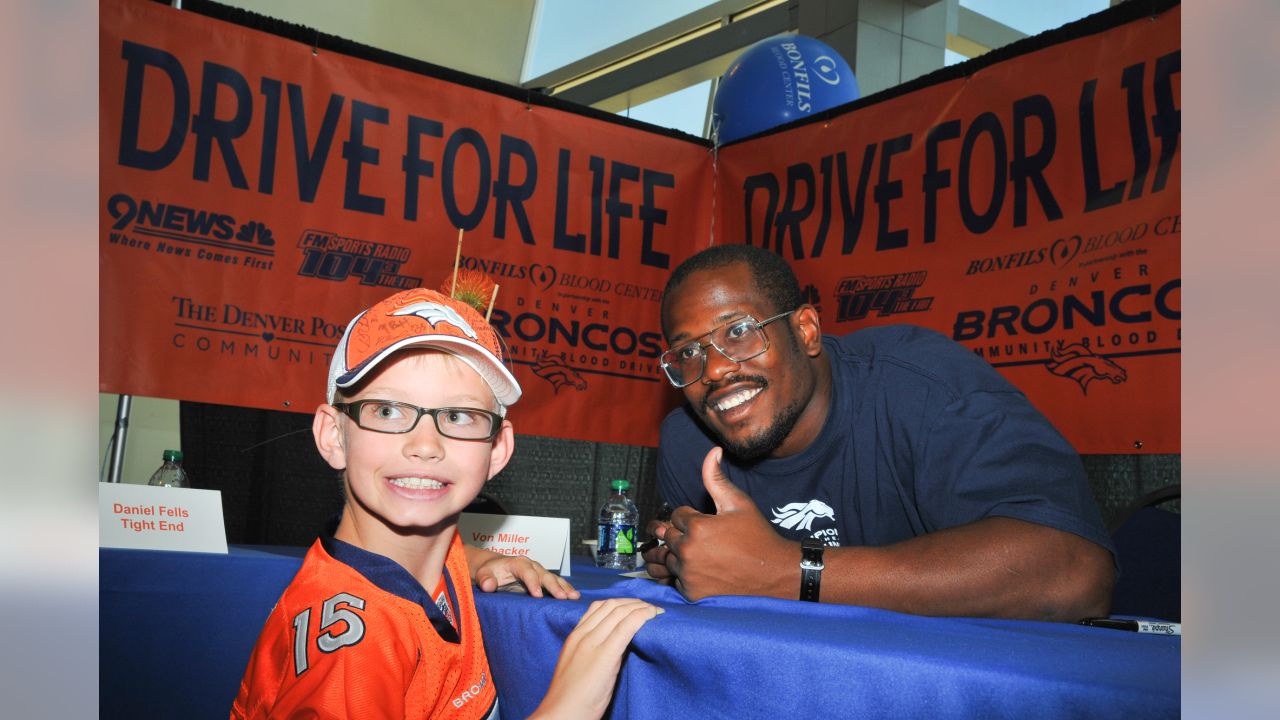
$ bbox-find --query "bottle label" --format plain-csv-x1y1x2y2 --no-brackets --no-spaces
597,523,636,554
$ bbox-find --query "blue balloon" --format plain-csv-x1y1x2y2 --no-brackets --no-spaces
712,35,860,145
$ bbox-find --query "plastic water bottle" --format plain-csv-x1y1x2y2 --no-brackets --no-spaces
596,480,638,570
148,449,190,488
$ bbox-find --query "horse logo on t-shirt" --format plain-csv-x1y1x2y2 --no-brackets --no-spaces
771,499,835,531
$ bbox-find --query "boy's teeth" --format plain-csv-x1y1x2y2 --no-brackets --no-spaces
389,477,444,489
715,387,761,412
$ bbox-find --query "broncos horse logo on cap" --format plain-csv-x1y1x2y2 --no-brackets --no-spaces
329,287,519,407
391,301,478,339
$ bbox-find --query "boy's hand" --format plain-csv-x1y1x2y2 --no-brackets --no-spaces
531,598,662,720
466,545,580,599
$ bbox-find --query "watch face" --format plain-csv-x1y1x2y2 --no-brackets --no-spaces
799,541,824,602
801,539,824,569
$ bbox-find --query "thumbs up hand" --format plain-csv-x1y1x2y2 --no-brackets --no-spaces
661,447,798,601
700,447,752,513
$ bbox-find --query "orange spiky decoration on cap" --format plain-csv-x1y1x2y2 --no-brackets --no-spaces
443,269,498,315
442,227,501,320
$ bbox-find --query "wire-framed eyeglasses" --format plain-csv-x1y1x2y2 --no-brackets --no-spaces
332,400,503,441
659,311,794,388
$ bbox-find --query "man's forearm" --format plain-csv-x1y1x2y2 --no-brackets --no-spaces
815,517,1114,621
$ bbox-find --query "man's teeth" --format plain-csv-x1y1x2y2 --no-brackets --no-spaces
714,387,761,412
388,477,445,489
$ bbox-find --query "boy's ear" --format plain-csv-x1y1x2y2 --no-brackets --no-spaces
486,420,516,481
313,404,348,470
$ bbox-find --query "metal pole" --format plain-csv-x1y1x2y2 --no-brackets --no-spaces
107,394,133,483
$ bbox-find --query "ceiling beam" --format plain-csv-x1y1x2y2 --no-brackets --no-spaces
528,2,798,112
947,5,1025,59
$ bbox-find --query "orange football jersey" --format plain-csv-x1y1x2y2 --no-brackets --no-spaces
232,532,498,719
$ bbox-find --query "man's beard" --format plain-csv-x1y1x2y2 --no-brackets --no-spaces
697,377,807,463
721,392,806,462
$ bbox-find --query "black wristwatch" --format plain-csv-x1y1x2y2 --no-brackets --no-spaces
799,539,825,602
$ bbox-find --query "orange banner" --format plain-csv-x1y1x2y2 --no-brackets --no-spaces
715,5,1180,453
101,0,1180,453
100,0,706,446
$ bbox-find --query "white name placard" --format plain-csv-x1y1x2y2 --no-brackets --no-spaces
99,482,228,554
459,513,571,576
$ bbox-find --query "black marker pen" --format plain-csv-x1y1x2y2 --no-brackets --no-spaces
1079,618,1181,635
638,502,675,555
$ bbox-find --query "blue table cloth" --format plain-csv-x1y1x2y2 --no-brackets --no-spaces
100,546,1179,719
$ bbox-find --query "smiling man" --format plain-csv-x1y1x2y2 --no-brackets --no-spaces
643,244,1116,622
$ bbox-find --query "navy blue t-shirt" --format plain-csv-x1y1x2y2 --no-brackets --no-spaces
657,325,1114,554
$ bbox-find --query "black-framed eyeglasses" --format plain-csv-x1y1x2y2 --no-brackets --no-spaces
332,400,503,441
658,311,794,388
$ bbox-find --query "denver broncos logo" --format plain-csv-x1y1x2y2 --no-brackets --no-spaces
1046,343,1128,394
391,301,477,339
531,352,587,394
771,500,835,531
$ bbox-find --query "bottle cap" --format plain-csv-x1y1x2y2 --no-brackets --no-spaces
610,479,630,492
163,449,183,463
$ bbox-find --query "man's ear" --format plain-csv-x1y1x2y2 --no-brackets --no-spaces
793,304,823,357
313,404,347,471
486,420,516,481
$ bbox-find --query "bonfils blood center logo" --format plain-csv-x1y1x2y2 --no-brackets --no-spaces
957,215,1179,394
483,263,667,393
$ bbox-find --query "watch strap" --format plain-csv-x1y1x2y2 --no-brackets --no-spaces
799,539,824,602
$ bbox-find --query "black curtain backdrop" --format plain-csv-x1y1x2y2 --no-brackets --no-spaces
180,401,667,551
182,400,1177,552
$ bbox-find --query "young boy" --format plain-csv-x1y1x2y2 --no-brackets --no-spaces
232,288,659,719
